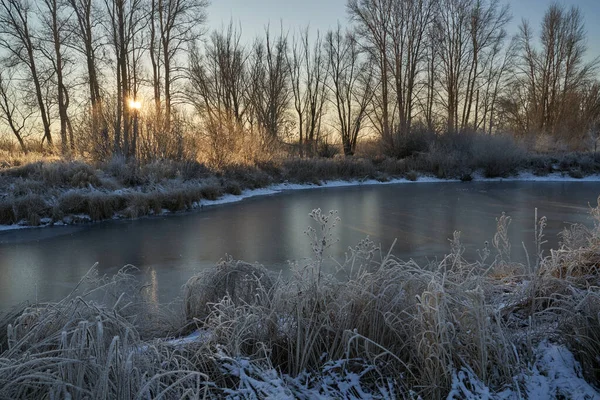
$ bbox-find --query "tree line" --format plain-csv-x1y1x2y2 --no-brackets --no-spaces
0,0,598,162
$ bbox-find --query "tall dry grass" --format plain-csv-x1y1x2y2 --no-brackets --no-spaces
180,210,524,398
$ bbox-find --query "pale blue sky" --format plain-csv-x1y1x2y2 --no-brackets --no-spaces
207,0,600,59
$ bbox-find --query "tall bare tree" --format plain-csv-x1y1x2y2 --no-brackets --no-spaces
149,0,208,132
388,0,437,136
0,70,33,152
0,0,53,147
286,28,329,156
479,36,516,134
433,0,471,132
66,0,107,154
248,29,290,140
460,0,510,130
348,0,393,145
39,0,73,154
508,4,598,143
103,0,145,157
188,24,249,126
326,25,375,155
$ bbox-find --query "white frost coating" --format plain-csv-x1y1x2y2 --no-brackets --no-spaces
200,188,280,207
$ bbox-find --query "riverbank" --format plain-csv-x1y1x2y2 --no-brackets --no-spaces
1,154,600,230
2,207,600,398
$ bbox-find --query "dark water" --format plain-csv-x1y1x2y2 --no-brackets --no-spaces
0,181,598,310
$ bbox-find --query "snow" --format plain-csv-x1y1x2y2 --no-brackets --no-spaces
525,342,600,399
0,224,28,231
154,341,590,398
218,355,397,399
165,329,212,347
447,342,600,399
199,176,456,208
477,172,600,182
198,173,600,210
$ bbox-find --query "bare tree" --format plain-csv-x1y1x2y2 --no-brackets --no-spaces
39,0,73,154
286,29,308,155
326,25,375,155
286,27,329,156
347,0,393,145
419,24,438,131
509,4,598,143
0,0,53,147
149,0,208,132
479,36,516,134
248,28,290,140
0,70,34,152
66,0,108,155
188,24,249,126
103,0,145,157
433,0,471,132
187,24,251,165
388,0,437,136
460,0,510,130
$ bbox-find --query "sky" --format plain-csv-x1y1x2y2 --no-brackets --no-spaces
207,0,600,60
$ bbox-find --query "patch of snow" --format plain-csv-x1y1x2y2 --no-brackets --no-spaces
218,355,396,399
200,188,280,207
199,177,457,210
447,342,600,399
165,330,212,347
476,172,600,182
525,342,600,399
0,224,29,231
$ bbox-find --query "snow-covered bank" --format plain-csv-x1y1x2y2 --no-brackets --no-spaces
1,172,600,232
199,172,600,208
198,176,458,207
477,171,600,182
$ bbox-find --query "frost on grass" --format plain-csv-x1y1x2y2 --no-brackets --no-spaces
3,204,600,399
